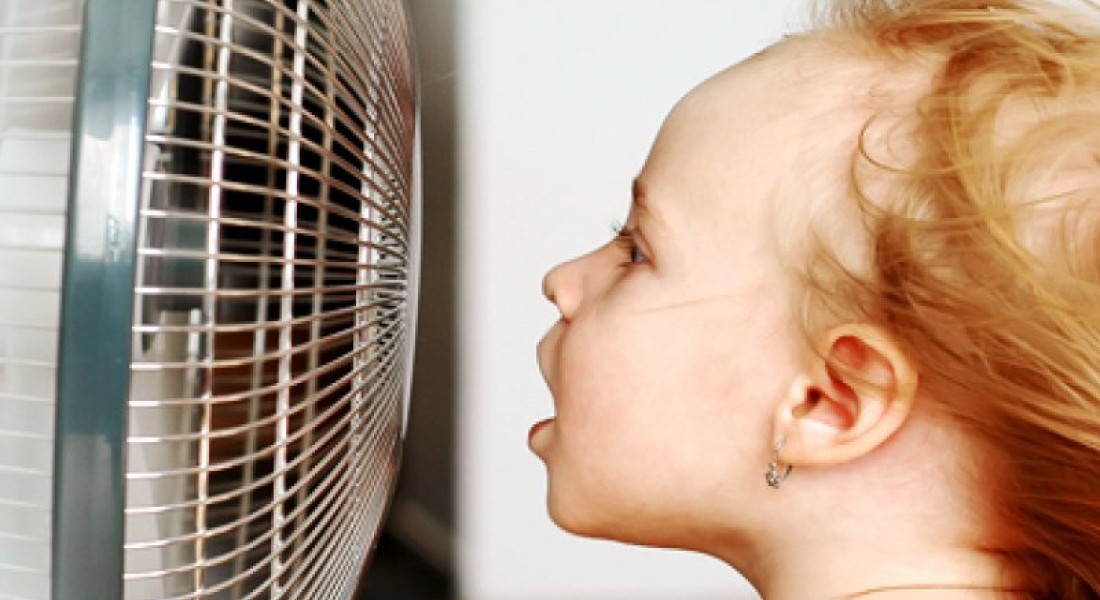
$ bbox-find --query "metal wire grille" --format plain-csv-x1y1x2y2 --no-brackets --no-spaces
124,0,417,597
0,1,82,598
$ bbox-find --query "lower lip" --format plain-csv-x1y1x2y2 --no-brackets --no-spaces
528,418,554,448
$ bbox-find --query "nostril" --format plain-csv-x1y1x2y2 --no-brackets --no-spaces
541,268,559,304
543,282,565,320
542,258,581,319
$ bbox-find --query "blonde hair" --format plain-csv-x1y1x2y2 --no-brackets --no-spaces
802,1,1100,597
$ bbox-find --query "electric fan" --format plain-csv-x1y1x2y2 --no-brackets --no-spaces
0,0,420,597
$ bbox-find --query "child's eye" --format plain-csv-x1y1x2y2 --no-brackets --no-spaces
611,222,648,266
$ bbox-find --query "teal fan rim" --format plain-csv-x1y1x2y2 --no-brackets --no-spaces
51,1,157,598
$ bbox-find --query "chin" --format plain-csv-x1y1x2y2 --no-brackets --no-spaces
546,494,601,538
545,483,684,549
544,476,620,539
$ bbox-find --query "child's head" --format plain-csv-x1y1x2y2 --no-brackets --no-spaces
804,1,1100,595
533,0,1100,597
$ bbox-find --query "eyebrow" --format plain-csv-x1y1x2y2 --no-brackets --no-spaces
631,178,655,222
630,178,671,248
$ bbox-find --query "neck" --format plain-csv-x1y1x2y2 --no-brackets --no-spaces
755,407,1014,599
711,496,1019,600
731,538,1011,600
712,467,1011,598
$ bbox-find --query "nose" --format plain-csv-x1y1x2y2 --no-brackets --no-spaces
542,256,583,321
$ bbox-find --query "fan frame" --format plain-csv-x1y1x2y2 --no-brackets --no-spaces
49,1,422,598
52,1,157,598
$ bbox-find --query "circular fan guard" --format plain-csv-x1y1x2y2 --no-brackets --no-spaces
49,0,419,598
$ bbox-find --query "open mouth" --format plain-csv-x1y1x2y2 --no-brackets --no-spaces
528,417,556,456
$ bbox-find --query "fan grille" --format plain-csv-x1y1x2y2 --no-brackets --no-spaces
123,0,417,598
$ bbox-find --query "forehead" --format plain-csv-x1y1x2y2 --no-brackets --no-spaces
643,38,888,179
636,37,926,250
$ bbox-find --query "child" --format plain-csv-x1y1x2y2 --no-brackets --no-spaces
530,1,1100,598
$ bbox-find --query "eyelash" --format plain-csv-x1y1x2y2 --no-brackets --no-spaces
611,221,647,266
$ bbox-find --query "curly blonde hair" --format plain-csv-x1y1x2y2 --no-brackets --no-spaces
802,1,1100,597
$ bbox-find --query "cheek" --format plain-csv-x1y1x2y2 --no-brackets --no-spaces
546,322,760,524
553,315,765,449
537,285,803,540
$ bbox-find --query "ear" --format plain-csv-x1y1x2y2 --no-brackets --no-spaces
773,324,918,467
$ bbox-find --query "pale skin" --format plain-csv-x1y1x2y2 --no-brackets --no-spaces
531,38,1012,599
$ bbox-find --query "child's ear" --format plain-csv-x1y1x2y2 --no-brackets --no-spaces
774,324,919,466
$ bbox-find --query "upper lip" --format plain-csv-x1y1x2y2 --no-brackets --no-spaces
536,322,560,391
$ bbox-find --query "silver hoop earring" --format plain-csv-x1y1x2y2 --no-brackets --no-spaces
765,436,793,489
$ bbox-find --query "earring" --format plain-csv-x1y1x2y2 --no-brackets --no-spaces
765,436,793,489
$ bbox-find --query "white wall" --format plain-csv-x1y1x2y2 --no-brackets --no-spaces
456,2,804,599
